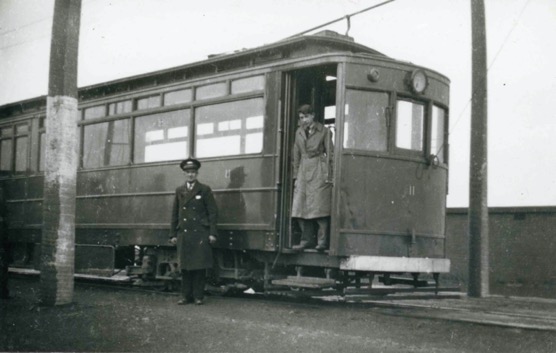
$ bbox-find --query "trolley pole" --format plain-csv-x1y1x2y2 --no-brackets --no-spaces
468,0,489,298
40,0,82,306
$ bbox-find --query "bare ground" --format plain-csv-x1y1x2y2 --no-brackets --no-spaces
1,277,555,353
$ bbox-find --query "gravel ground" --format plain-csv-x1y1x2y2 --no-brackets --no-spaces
1,277,555,353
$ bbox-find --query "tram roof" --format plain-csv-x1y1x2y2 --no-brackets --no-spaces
1,30,386,116
76,30,387,99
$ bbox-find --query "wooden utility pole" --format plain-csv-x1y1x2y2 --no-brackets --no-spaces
40,0,82,306
468,0,489,298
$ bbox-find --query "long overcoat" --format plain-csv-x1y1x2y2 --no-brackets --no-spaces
292,121,334,219
170,181,218,271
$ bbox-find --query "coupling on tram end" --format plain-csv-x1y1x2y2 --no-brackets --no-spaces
0,30,450,293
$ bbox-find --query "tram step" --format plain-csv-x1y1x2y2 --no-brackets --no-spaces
126,265,143,276
272,276,337,289
345,286,462,295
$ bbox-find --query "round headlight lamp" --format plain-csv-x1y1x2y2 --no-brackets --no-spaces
409,69,428,94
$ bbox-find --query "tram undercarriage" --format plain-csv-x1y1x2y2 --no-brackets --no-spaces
130,247,451,297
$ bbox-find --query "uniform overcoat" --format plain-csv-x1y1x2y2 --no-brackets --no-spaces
292,121,334,219
170,181,218,271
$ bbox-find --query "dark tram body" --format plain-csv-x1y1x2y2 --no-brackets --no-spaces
0,30,450,290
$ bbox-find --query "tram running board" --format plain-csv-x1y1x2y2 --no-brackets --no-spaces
272,276,337,289
345,286,462,296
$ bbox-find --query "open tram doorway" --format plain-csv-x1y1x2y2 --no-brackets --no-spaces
281,64,338,251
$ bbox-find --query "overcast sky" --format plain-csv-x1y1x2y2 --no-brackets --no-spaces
1,0,555,207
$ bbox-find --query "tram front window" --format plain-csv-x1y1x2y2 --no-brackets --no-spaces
343,90,388,151
396,100,424,151
431,106,447,163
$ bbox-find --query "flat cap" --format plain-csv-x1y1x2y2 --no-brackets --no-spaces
297,104,313,115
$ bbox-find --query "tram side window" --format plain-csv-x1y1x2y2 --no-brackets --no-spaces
108,100,132,116
0,124,30,175
0,127,12,175
83,120,130,168
231,76,265,94
84,105,106,120
134,109,190,163
195,98,264,158
164,89,192,106
343,90,388,151
14,124,29,173
39,132,45,172
431,106,446,164
396,100,424,151
0,140,12,175
137,95,161,110
15,136,28,172
196,83,227,100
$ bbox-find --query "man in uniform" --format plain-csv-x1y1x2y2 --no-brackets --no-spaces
291,104,334,251
169,158,218,305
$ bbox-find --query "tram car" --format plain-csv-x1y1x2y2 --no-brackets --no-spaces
0,30,450,292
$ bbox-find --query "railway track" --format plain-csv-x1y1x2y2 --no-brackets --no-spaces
10,267,556,332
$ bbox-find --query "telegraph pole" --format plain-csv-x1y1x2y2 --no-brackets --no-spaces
468,0,489,297
40,0,82,306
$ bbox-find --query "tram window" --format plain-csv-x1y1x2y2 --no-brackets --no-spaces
231,76,265,94
195,98,264,158
16,124,29,134
164,89,192,106
343,90,388,151
137,95,161,110
1,127,13,137
108,100,132,115
15,136,28,173
396,100,424,151
324,105,336,141
324,106,336,121
134,109,190,163
0,140,12,173
196,83,227,100
83,105,106,120
39,132,45,172
83,120,130,168
431,106,446,163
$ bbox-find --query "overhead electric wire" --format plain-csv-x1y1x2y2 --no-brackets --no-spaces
0,16,51,37
284,0,396,39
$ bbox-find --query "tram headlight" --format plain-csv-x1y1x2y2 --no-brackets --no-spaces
367,68,380,82
409,69,428,94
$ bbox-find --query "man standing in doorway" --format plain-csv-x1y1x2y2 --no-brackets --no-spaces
169,158,218,305
292,104,333,251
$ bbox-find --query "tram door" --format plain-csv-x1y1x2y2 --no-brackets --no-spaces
280,65,338,250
